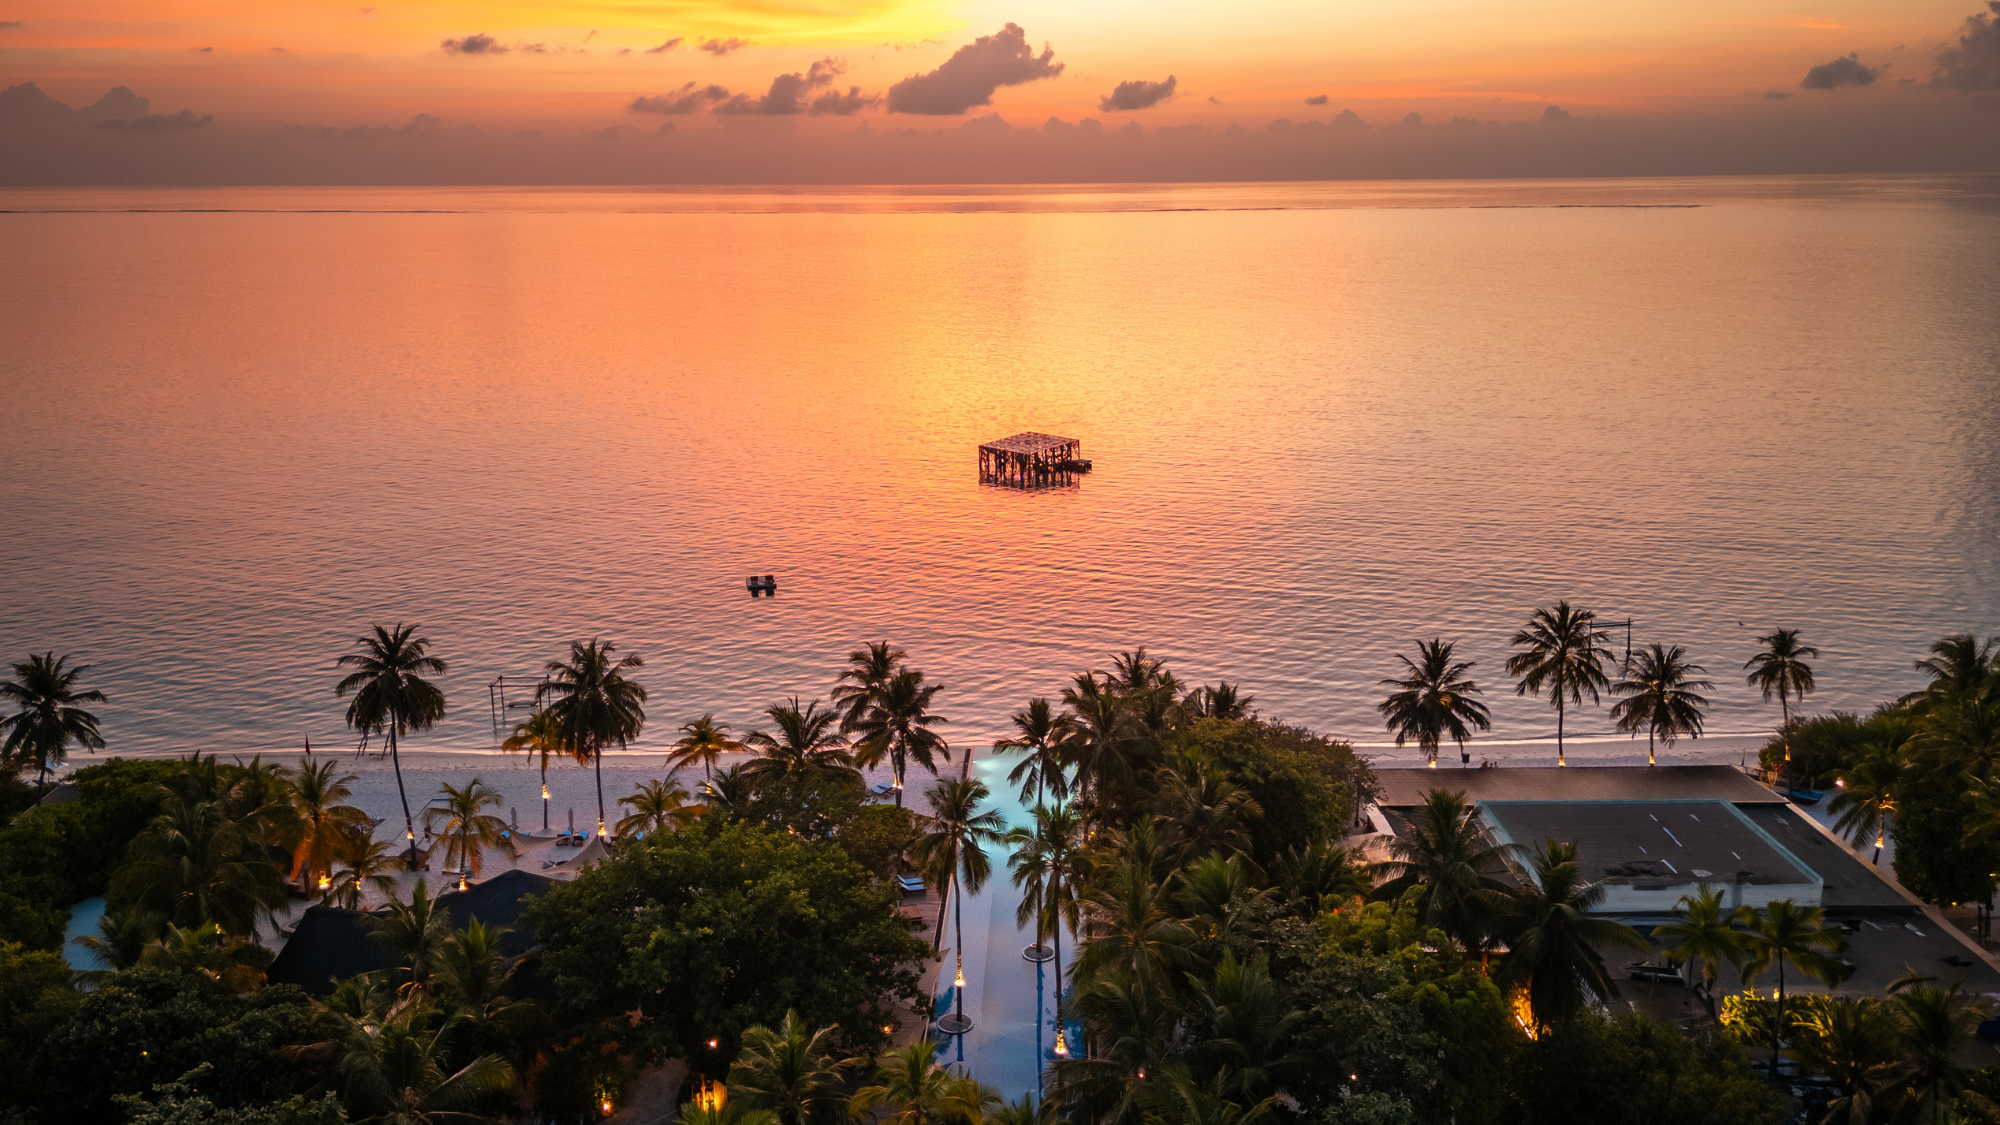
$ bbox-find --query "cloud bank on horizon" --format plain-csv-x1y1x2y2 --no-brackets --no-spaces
3,3,1999,183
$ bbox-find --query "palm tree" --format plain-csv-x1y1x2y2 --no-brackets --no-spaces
697,762,756,817
1008,801,1087,1050
112,785,289,935
326,836,401,910
995,698,1072,806
1791,996,1902,1125
1491,837,1649,1028
1830,755,1900,864
1184,682,1254,721
283,758,373,892
666,714,744,784
743,698,856,781
1905,633,1999,708
911,777,1007,1030
616,778,697,838
1738,898,1850,1076
1176,852,1276,953
1151,750,1261,864
538,637,647,839
727,1010,850,1125
1746,628,1819,792
336,623,448,866
1077,859,1197,1007
368,878,454,997
833,640,906,733
1505,602,1610,768
422,779,514,890
1378,639,1491,767
314,1005,515,1124
1184,951,1304,1105
432,918,538,1033
1887,977,1989,1125
1051,974,1177,1125
501,708,582,831
1611,643,1712,766
848,1038,997,1125
1272,841,1374,919
1654,884,1747,1020
1371,788,1515,952
1063,673,1138,823
849,668,949,808
0,652,107,795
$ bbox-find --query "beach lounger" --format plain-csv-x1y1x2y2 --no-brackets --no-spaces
897,874,926,894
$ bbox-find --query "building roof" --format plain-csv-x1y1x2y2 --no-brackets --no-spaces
1373,764,1776,808
978,432,1078,456
1481,800,1816,889
437,869,558,957
267,905,384,996
1736,804,1916,911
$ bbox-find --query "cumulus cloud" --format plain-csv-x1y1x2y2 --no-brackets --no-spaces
629,83,731,114
811,86,879,116
1099,75,1176,112
79,86,150,122
1802,53,1880,88
98,109,212,131
886,23,1063,114
699,37,746,56
1304,94,1329,106
1542,104,1571,122
1399,112,1423,128
645,38,683,54
1333,108,1364,129
441,33,505,55
1933,2,2000,91
716,58,848,115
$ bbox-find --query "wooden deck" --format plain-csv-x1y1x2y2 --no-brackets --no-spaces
978,431,1080,487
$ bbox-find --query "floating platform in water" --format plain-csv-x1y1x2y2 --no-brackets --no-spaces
979,432,1087,488
746,574,777,596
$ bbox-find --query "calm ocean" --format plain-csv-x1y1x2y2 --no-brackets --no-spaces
3,176,1997,769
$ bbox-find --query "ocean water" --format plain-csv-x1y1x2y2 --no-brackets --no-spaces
3,176,1998,770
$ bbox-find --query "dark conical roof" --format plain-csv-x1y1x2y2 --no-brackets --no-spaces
266,905,385,996
436,869,557,958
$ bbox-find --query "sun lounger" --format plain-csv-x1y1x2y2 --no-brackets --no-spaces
897,874,926,894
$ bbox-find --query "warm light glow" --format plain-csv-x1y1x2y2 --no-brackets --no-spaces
955,967,965,988
1054,1028,1068,1057
1836,778,1845,787
598,820,606,837
707,1038,719,1049
317,874,330,890
693,1077,727,1112
459,874,468,890
542,783,550,799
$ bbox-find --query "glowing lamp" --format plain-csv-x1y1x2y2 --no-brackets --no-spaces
602,1101,614,1114
1053,1029,1068,1057
708,1038,719,1050
317,875,331,891
458,874,469,891
542,783,550,799
955,967,965,988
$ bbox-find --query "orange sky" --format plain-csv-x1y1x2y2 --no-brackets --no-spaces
0,0,1982,127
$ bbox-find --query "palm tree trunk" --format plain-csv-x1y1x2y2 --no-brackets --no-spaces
1052,877,1064,1061
894,743,906,808
594,743,606,836
389,725,417,870
541,761,549,831
1781,691,1793,795
1773,955,1786,1076
953,869,966,1024
934,871,950,951
1556,695,1566,767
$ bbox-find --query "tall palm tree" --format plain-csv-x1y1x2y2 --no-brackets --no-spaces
1905,633,1999,708
666,714,744,784
0,652,107,794
728,1009,851,1125
1077,859,1197,1007
850,668,949,808
336,623,448,865
422,779,515,890
616,778,697,838
1378,638,1491,767
743,698,856,781
310,1004,515,1125
1371,788,1515,953
538,638,647,839
697,762,756,817
1738,898,1850,1076
1505,602,1610,768
912,777,1007,1030
501,708,583,831
1491,838,1649,1028
1654,884,1747,1020
1746,628,1819,791
1175,852,1276,953
1184,682,1254,721
283,758,373,892
833,640,906,733
1830,755,1900,864
1062,673,1139,823
1791,996,1902,1125
1272,841,1375,919
1184,951,1304,1105
1887,977,1989,1125
848,1039,998,1125
1008,801,1087,1052
1611,643,1712,766
432,918,535,1026
995,698,1072,806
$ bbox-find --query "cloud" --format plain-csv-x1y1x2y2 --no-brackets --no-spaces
1207,95,1222,105
98,110,212,131
1763,88,1792,99
699,37,747,56
886,23,1063,114
1542,104,1571,122
811,86,879,116
0,81,72,123
441,33,506,55
1098,75,1176,112
646,38,683,54
1333,109,1364,129
716,58,846,115
1304,94,1329,106
0,21,24,28
1399,112,1423,128
1802,53,1880,88
1932,2,2000,91
79,86,149,122
191,46,212,53
629,83,731,114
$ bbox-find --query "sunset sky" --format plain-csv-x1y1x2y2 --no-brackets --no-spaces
3,0,1997,181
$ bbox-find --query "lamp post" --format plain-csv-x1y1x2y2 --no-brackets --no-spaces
542,782,550,831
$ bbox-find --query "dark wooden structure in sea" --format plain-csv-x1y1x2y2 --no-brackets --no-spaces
978,432,1086,488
